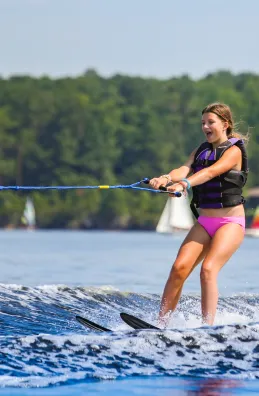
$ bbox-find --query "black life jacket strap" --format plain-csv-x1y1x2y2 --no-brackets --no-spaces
190,198,199,219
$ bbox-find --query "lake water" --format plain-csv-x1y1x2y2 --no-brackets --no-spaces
0,230,258,395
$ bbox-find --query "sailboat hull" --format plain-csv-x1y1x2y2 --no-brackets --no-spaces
245,228,259,238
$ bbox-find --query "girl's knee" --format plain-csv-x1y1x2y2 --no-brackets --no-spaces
170,260,189,281
200,264,216,283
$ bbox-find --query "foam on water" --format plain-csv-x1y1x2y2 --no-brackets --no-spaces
1,284,259,387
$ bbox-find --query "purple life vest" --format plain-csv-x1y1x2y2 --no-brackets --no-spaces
190,138,248,215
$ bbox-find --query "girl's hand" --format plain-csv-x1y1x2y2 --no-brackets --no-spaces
166,182,185,197
149,176,170,190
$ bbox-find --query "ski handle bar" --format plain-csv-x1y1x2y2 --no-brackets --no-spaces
143,179,182,197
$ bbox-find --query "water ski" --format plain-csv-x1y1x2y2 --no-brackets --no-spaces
76,315,111,332
120,312,160,330
76,313,161,332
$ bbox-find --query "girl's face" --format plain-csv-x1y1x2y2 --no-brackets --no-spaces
202,112,228,145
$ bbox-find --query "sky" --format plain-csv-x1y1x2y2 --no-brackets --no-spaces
0,0,259,80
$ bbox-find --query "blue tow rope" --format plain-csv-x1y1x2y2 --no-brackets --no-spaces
0,178,181,196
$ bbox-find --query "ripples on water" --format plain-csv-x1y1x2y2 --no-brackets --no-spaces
1,284,259,387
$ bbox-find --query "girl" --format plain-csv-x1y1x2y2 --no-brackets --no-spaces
150,103,249,325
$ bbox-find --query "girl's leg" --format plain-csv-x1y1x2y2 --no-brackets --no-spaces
159,222,211,322
200,223,244,325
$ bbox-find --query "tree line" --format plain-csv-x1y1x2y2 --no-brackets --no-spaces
0,69,258,229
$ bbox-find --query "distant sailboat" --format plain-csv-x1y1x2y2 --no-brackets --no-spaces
245,205,259,237
244,187,259,238
21,197,36,230
156,195,194,233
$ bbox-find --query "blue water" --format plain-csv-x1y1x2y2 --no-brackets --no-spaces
0,230,259,395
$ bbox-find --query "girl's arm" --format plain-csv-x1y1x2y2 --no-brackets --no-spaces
149,148,197,189
168,145,241,193
187,145,241,187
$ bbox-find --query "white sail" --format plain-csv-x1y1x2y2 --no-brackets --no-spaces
156,195,194,233
156,199,172,233
21,197,36,228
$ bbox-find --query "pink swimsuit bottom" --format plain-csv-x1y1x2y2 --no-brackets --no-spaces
198,216,246,238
